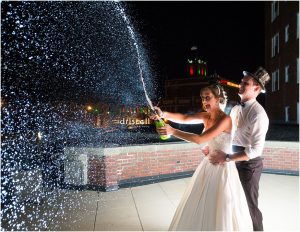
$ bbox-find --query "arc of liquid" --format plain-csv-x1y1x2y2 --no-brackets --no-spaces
116,3,155,111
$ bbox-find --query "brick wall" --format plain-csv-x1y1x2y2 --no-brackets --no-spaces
261,141,299,174
85,143,203,190
64,141,299,191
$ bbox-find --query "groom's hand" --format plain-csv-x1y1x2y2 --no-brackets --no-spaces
201,146,209,156
209,150,226,165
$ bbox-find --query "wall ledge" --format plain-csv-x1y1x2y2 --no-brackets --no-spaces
264,141,299,149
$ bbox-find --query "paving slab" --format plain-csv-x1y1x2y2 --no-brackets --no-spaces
2,173,298,231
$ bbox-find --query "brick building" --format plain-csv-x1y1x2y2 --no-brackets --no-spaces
265,1,299,124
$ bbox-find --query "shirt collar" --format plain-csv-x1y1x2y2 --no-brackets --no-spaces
241,99,256,109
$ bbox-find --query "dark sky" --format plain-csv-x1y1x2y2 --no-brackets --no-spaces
2,1,265,104
126,1,265,83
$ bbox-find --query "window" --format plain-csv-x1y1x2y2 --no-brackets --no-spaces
285,106,289,122
297,102,299,124
285,65,289,82
285,24,289,42
271,33,279,57
297,13,299,38
271,1,279,22
272,69,280,91
297,58,299,83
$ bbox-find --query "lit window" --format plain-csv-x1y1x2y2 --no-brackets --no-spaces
297,102,299,124
297,58,299,83
285,65,289,83
284,106,289,122
271,33,279,57
271,1,279,22
272,69,280,91
285,24,289,43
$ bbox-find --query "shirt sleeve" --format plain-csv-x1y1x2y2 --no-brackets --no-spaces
244,111,269,159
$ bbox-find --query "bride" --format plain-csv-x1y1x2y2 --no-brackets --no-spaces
153,84,252,231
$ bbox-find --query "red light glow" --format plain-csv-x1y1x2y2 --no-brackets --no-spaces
189,66,194,76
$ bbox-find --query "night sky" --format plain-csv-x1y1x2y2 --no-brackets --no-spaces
126,1,265,83
2,1,265,103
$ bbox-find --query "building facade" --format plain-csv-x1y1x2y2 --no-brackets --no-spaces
265,1,299,124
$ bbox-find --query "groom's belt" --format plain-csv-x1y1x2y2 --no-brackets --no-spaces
232,145,264,163
232,145,245,152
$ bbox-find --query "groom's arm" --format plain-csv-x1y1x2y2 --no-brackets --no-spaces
208,150,250,165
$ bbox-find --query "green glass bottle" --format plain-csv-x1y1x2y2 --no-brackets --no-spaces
154,117,171,140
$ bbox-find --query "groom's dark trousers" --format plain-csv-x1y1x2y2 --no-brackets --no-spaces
233,145,264,231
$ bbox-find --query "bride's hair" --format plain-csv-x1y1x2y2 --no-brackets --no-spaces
200,84,228,110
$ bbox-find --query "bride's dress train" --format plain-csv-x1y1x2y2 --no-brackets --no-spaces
169,132,253,231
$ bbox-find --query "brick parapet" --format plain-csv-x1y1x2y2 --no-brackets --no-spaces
64,141,299,191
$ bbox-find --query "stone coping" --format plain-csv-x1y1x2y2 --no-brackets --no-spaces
64,140,298,158
104,142,201,156
264,140,299,149
64,142,202,158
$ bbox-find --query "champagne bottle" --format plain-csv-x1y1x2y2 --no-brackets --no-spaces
153,115,171,140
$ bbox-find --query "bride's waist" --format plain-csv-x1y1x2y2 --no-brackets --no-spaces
202,156,234,167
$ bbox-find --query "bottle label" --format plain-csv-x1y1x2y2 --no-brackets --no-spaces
154,118,170,140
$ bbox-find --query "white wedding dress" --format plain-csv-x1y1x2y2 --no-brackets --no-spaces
169,132,253,231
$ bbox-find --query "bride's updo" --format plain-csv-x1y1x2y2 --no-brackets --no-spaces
200,84,228,110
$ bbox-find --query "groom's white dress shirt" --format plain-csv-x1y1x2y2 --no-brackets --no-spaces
230,99,269,159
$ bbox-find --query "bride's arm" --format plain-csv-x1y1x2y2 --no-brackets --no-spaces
157,115,232,144
154,106,205,124
196,116,232,143
163,111,205,124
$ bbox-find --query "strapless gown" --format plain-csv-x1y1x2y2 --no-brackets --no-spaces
169,132,253,231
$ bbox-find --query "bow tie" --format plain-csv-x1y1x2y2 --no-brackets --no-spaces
238,102,245,107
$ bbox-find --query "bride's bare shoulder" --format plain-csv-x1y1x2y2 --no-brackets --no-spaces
223,114,231,120
221,114,232,122
195,111,209,119
220,114,232,132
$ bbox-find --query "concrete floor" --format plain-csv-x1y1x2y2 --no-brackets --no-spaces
2,173,299,231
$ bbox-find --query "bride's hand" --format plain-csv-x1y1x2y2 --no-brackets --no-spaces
153,106,163,117
149,106,164,120
149,113,160,120
156,124,174,136
208,150,226,165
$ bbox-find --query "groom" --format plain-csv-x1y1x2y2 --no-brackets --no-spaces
209,67,270,231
